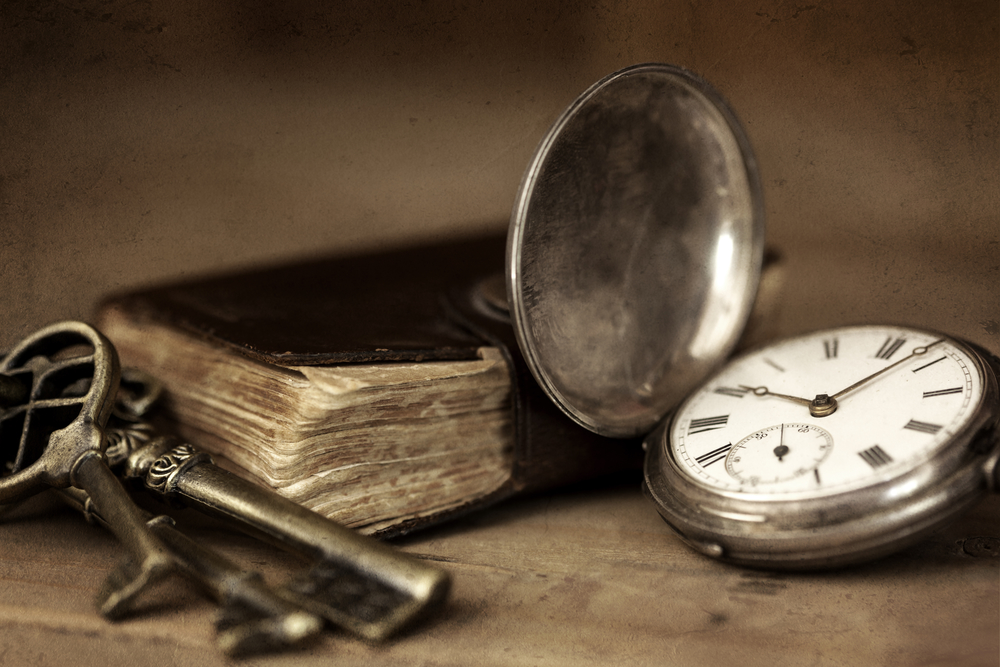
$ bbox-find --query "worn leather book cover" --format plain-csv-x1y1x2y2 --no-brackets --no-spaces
96,232,644,537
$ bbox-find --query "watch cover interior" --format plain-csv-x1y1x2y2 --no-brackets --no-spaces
506,63,765,437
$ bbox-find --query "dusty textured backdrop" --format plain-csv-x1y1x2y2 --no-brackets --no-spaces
2,1,997,352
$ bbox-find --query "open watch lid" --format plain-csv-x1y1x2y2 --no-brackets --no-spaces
506,63,765,438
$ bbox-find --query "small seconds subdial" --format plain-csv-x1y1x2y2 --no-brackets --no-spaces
725,423,833,486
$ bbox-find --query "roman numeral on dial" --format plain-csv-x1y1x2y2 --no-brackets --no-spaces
912,356,946,373
688,415,729,434
694,444,732,467
764,358,785,372
713,387,749,398
824,338,838,359
858,444,893,469
876,336,906,360
903,419,943,434
922,387,963,398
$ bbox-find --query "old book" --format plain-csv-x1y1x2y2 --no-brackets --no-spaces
96,233,644,537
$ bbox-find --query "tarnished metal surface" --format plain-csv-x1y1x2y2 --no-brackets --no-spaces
56,485,324,656
0,322,181,618
102,386,451,642
508,63,764,438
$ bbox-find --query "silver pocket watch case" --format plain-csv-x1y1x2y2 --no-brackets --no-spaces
506,62,764,439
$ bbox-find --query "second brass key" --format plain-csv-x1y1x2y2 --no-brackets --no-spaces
109,418,451,641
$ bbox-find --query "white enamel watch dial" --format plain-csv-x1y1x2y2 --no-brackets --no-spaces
672,326,983,497
643,324,1000,569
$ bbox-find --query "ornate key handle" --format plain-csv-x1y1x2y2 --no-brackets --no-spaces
0,323,182,621
0,321,120,500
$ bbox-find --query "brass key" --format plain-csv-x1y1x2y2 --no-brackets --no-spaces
57,484,323,655
106,376,451,641
0,322,175,618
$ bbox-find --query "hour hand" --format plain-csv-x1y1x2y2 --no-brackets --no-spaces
739,386,838,418
739,385,812,407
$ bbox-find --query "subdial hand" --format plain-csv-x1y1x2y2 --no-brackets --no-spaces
773,424,789,462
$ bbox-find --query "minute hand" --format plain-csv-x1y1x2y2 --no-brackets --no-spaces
830,339,945,401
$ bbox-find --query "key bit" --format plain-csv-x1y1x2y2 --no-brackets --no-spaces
103,399,451,641
0,322,177,619
57,485,324,656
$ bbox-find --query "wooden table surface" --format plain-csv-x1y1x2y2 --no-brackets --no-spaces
1,471,997,666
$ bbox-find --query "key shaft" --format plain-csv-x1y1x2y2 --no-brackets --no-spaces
116,427,450,640
57,485,324,655
71,450,176,617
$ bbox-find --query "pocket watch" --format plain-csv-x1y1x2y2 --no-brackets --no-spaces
642,324,1000,568
505,63,1000,569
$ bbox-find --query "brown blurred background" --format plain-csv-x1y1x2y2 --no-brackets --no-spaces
2,1,998,352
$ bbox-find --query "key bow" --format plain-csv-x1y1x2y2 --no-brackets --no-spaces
0,321,120,500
